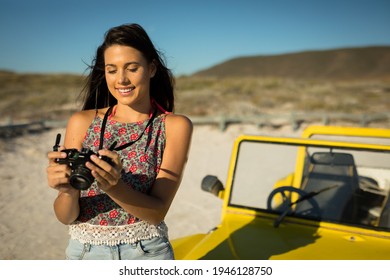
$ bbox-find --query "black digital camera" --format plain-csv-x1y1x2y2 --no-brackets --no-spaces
53,134,113,190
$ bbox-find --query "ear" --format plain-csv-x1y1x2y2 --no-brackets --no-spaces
149,60,157,78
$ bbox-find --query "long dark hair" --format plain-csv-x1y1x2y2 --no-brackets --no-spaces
80,23,175,112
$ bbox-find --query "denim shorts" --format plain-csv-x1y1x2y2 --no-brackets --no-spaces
65,237,174,260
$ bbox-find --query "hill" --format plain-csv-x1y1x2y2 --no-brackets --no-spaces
194,46,390,80
0,71,84,121
1,46,390,127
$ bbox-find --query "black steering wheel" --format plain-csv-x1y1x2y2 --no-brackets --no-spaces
267,186,321,219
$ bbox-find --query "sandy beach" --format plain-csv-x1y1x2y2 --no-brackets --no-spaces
0,123,300,260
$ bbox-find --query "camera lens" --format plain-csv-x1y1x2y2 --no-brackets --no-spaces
70,167,94,190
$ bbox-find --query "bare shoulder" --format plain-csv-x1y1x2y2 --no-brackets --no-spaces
164,114,193,136
67,109,97,131
164,114,193,157
64,109,99,149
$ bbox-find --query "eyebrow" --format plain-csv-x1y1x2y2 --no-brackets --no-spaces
105,62,141,68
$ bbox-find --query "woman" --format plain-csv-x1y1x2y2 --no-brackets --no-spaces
46,23,192,260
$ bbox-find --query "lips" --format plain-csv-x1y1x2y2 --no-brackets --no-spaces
116,87,135,96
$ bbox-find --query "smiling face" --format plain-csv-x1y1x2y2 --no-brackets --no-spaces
104,44,156,110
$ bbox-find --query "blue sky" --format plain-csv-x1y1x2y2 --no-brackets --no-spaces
0,0,389,76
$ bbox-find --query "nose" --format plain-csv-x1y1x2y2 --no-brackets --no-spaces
118,70,130,84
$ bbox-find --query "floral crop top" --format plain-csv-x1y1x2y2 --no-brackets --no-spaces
73,110,166,227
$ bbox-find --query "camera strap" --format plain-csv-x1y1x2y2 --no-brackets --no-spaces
99,106,157,152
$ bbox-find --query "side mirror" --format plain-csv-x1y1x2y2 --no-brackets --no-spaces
201,175,224,197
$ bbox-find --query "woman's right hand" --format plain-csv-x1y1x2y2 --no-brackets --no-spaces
46,146,78,194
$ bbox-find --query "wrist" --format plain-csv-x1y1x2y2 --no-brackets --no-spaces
101,179,124,194
59,187,80,198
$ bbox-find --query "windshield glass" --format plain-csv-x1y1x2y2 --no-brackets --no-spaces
229,139,390,231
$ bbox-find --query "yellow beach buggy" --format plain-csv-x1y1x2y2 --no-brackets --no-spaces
172,126,390,259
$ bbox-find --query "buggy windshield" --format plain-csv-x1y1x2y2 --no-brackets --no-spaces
229,137,390,231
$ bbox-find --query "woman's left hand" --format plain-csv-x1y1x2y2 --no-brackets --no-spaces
86,149,123,191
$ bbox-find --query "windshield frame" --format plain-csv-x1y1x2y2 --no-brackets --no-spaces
224,135,390,231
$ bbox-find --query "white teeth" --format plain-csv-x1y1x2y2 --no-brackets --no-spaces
118,88,133,93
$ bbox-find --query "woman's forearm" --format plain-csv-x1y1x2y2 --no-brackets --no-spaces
53,191,80,225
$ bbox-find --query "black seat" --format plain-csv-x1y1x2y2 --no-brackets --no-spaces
296,152,360,223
